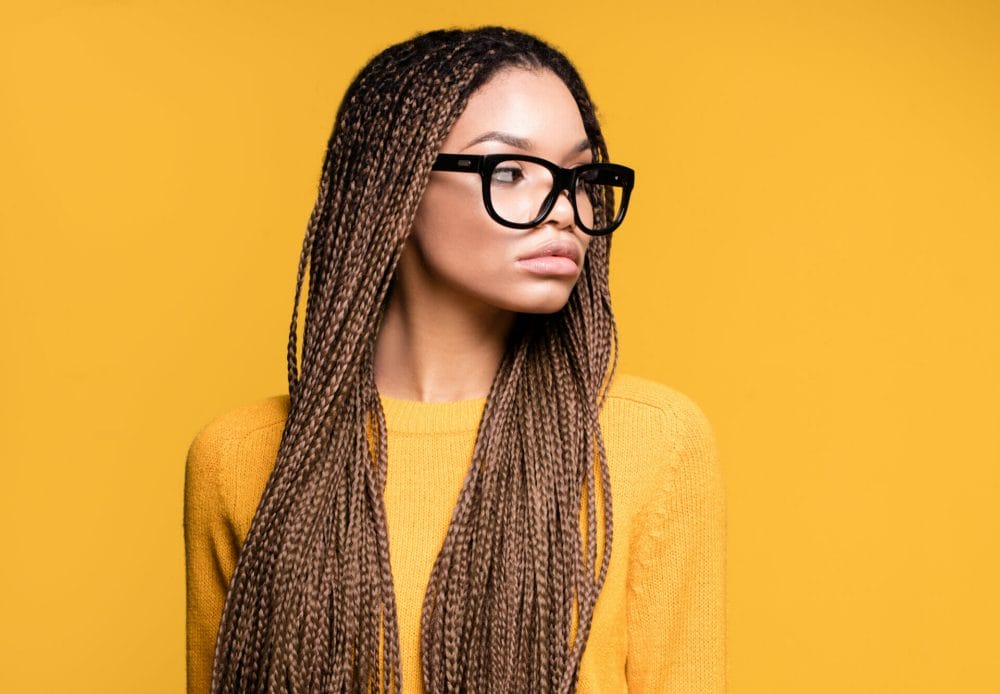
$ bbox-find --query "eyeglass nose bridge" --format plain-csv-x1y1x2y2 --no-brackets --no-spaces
535,166,580,221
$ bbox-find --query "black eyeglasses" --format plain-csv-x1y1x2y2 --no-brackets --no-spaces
430,153,635,236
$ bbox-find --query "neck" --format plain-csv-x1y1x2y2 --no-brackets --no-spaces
373,278,516,403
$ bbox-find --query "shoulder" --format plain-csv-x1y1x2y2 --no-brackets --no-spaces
186,395,290,470
184,395,290,535
603,371,716,449
188,395,290,447
600,372,722,519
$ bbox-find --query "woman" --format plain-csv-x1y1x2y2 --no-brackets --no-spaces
185,26,726,693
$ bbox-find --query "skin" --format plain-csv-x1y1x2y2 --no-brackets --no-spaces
373,66,594,402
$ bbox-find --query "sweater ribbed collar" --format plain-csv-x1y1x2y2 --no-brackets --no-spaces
377,393,487,434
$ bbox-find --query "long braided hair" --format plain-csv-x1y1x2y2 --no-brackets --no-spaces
210,27,619,693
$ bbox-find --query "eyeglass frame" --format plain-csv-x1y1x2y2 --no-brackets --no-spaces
430,153,635,236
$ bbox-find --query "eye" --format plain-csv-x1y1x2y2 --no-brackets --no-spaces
491,164,525,184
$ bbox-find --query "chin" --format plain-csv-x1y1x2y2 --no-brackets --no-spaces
500,289,575,315
518,301,571,315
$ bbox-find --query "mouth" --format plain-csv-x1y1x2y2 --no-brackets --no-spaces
515,239,582,277
518,239,582,266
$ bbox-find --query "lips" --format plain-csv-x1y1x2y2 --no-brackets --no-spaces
518,239,582,266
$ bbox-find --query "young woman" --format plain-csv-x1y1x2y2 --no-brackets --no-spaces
185,26,726,693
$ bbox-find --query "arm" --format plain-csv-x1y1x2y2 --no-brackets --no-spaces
184,424,241,694
626,398,727,692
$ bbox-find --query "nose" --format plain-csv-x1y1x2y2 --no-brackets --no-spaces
543,187,576,230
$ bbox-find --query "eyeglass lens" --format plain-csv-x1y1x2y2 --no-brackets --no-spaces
488,159,625,233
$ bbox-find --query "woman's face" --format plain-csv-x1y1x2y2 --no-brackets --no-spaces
401,67,595,315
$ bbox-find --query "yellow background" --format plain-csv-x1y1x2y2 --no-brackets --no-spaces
2,1,997,692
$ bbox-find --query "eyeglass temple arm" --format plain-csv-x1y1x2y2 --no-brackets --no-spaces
431,154,483,172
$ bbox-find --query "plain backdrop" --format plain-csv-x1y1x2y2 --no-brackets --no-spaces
1,1,998,692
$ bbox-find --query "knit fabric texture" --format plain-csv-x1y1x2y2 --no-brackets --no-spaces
184,372,726,693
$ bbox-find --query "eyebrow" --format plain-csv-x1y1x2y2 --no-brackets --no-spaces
462,130,592,154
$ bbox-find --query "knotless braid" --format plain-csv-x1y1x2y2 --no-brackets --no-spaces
210,27,619,693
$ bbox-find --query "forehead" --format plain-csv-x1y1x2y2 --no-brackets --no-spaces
442,67,589,158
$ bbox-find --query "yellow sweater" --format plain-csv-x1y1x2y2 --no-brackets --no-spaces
184,372,726,693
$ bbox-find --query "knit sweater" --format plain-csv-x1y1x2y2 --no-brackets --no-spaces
184,372,726,693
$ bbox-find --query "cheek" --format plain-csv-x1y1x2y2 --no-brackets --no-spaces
410,184,509,275
413,184,473,243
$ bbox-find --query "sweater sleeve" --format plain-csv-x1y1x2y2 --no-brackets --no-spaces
184,423,242,694
625,395,727,692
